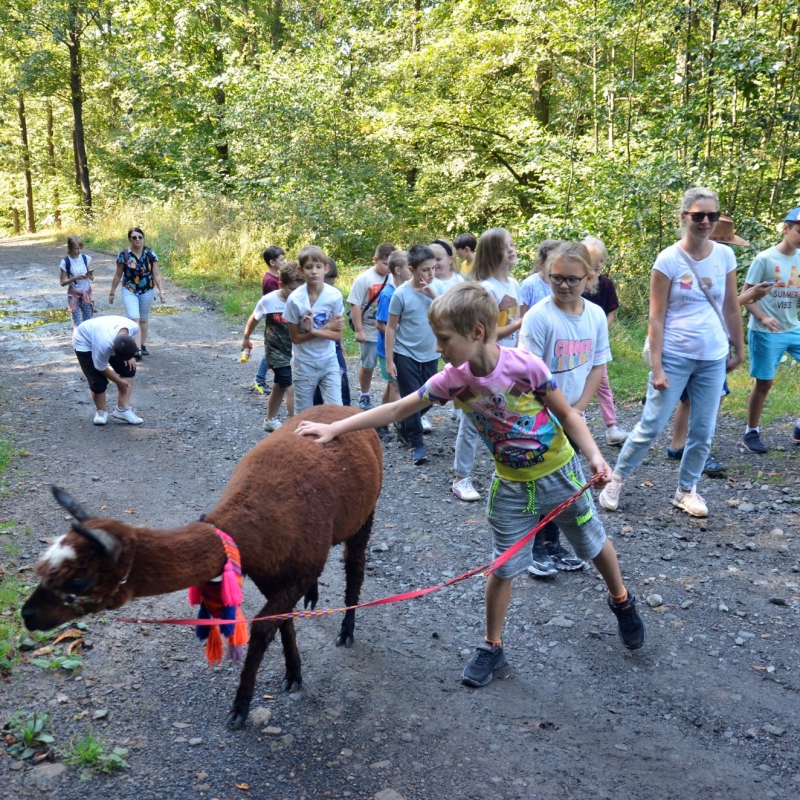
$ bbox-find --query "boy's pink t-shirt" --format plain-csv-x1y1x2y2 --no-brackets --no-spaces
419,346,574,482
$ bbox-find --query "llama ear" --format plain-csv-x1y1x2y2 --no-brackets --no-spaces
71,523,122,563
51,486,91,522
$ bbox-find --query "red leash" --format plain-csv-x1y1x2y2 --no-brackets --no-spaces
117,475,602,627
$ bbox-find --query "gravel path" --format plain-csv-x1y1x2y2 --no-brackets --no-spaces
1,234,799,799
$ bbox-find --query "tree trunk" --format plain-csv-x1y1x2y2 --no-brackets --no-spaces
17,93,36,234
532,57,551,128
67,2,92,216
211,5,230,174
46,100,61,229
12,208,21,236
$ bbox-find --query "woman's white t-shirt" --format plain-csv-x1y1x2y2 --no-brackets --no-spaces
653,242,734,362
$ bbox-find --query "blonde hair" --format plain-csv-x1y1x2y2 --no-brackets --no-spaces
387,250,408,275
582,236,608,269
298,245,328,267
679,187,719,226
472,228,511,282
428,283,498,341
543,242,598,294
66,235,83,253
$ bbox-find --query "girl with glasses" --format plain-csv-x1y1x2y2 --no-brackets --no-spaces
599,187,745,518
109,227,165,359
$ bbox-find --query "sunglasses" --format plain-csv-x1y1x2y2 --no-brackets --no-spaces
549,274,586,287
130,235,143,240
685,211,721,223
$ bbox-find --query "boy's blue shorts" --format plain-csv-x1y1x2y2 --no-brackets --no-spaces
748,328,800,381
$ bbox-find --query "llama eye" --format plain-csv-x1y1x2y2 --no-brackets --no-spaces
63,577,91,595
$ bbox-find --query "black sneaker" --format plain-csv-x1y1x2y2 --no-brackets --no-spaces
666,447,684,460
546,540,586,571
461,642,507,687
607,593,646,650
358,395,372,411
140,344,149,356
702,453,727,478
376,425,395,442
412,446,427,465
527,545,557,576
793,425,800,443
742,430,767,454
134,349,143,361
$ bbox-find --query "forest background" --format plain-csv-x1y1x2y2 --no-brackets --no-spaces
1,1,799,327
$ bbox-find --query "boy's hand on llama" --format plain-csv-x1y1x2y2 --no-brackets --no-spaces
295,421,335,443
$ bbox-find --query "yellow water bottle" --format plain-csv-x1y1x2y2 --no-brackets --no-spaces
240,345,252,363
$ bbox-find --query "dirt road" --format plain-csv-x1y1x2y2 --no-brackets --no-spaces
1,234,799,799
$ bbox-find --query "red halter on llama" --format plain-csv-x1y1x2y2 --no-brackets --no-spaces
188,528,249,666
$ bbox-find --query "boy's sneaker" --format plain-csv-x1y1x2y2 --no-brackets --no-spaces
598,472,624,511
607,592,646,650
452,476,480,502
546,540,586,571
666,446,684,460
111,407,143,425
742,429,767,454
793,425,800,443
134,349,143,361
527,545,557,577
605,424,628,446
358,395,372,411
394,424,410,447
461,642,508,687
412,446,427,465
93,410,108,426
252,381,266,395
702,453,727,478
263,417,282,432
421,416,432,433
140,344,149,356
672,485,708,517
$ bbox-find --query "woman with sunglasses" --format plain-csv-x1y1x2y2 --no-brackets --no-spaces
599,187,744,518
109,227,165,359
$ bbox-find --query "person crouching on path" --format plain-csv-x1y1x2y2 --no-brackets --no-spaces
73,315,142,426
297,283,646,689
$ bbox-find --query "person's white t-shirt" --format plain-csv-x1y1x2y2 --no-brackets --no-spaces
284,283,344,365
346,267,393,342
62,254,92,292
519,297,611,406
72,315,139,371
432,272,465,295
480,276,521,347
744,245,800,333
653,242,734,361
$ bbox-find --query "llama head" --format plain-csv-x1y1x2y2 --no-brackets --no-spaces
21,487,135,631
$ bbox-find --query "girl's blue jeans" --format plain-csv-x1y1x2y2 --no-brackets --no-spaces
614,351,726,490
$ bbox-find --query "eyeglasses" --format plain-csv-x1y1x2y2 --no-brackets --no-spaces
549,274,586,287
130,235,143,241
685,211,721,223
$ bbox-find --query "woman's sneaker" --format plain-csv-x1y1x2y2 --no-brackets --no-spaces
111,407,143,425
607,593,646,650
598,472,624,511
263,417,282,432
672,485,708,517
461,642,507,687
93,410,108,426
545,540,586,570
452,476,480,502
605,424,629,446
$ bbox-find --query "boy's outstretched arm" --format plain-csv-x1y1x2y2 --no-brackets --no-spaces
296,393,428,443
543,385,612,486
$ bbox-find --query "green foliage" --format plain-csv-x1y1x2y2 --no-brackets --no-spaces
3,711,54,760
32,652,83,672
62,731,129,774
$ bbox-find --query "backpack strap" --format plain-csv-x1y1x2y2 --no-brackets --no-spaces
62,257,72,278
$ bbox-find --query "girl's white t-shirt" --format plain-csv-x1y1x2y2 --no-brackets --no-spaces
519,297,611,406
432,272,465,295
653,242,734,362
480,276,521,347
62,254,92,292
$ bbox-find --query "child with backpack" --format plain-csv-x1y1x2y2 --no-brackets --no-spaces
60,235,95,326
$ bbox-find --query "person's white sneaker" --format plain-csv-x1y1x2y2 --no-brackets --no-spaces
111,407,143,425
452,476,481,502
598,472,625,511
605,424,629,446
672,485,708,517
93,410,108,426
421,416,432,433
263,416,282,432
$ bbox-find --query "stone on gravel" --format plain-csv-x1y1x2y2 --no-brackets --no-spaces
30,763,67,789
646,594,663,608
738,503,755,513
375,790,406,800
249,707,272,726
92,708,108,720
763,724,785,736
546,616,574,628
188,737,203,746
372,542,389,552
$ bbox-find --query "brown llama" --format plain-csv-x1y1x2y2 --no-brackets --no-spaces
22,405,382,729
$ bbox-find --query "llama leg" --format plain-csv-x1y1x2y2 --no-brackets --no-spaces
337,511,373,648
303,580,319,610
227,589,303,729
278,618,302,692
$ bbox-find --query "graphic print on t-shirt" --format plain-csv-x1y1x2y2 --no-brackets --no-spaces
550,337,593,375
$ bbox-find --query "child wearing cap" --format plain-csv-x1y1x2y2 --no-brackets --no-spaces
740,208,800,453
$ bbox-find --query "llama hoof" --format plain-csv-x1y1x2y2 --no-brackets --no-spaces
280,669,302,693
336,631,354,648
303,581,319,610
226,706,249,730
